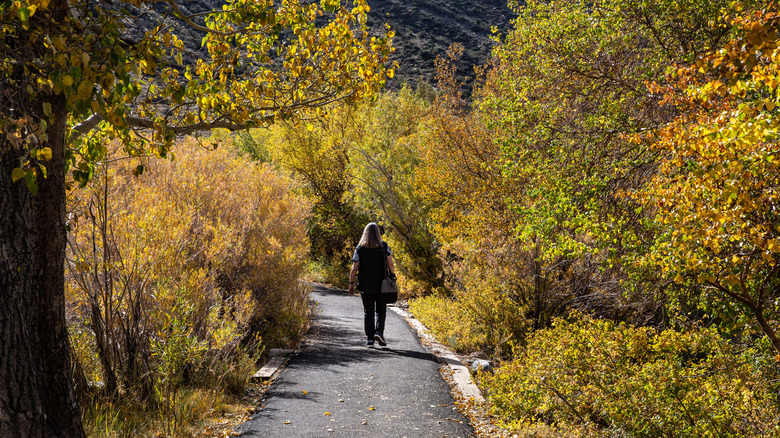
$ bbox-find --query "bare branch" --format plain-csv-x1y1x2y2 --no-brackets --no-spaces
68,113,104,146
124,116,248,134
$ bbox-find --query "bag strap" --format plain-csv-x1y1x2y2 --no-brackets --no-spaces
382,242,392,277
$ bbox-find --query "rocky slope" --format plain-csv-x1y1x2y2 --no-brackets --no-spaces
365,0,513,88
123,0,514,90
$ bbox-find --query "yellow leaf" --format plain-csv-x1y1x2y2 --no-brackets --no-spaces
62,75,73,87
37,147,52,161
77,81,91,100
11,168,25,183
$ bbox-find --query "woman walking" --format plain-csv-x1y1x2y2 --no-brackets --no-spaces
348,223,396,347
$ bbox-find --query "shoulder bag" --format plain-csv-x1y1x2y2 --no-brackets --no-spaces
380,243,398,304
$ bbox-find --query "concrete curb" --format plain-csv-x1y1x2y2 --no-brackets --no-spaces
250,348,295,382
388,305,485,403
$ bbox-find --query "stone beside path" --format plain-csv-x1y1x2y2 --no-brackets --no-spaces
237,284,476,438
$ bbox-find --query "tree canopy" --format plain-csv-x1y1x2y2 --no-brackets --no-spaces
0,0,394,435
635,7,780,351
1,0,394,188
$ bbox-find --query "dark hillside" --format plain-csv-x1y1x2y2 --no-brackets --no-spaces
366,0,513,89
121,0,514,90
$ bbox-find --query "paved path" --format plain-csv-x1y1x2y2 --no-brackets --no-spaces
238,284,475,438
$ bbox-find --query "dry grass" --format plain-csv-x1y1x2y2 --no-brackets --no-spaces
83,381,274,438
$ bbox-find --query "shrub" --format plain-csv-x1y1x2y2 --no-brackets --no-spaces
409,280,531,357
480,314,780,437
66,138,311,433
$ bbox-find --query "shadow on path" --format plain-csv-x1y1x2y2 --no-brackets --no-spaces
237,284,475,438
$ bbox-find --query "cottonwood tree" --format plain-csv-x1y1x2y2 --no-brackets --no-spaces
0,0,393,435
636,8,780,353
479,0,751,322
345,88,445,293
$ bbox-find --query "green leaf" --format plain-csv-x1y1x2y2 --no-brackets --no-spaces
77,81,92,100
73,170,89,188
19,7,30,29
25,171,38,196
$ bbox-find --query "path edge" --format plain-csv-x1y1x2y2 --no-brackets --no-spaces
388,306,485,403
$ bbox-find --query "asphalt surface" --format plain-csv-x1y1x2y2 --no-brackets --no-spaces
238,284,476,438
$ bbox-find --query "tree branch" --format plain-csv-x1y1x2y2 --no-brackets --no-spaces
705,280,755,309
68,113,104,145
67,81,357,145
163,0,233,37
124,116,248,134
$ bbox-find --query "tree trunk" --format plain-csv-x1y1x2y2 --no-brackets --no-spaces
0,97,86,437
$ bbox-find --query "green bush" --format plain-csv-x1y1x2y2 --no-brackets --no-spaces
480,314,780,437
409,283,531,357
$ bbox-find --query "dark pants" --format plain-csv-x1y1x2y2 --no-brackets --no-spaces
360,292,386,340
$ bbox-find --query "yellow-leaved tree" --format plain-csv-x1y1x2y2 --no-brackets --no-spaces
0,0,393,435
635,7,780,352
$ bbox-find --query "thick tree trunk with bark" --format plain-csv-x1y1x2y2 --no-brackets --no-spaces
0,97,85,437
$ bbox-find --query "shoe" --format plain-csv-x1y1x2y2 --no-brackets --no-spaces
366,339,375,348
374,333,386,346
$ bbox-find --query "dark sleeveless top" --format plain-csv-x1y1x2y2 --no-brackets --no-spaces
356,243,387,294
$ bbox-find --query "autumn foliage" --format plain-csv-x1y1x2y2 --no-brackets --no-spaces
1,0,395,188
634,8,780,353
242,1,780,436
1,0,397,434
65,141,310,435
10,0,777,436
481,314,778,437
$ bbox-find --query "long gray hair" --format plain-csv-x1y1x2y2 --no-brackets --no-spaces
358,223,383,248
